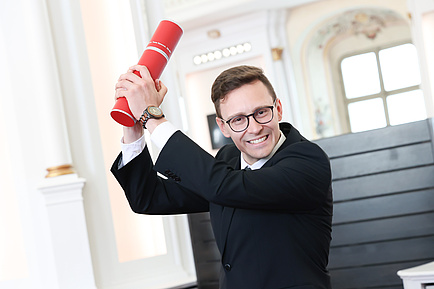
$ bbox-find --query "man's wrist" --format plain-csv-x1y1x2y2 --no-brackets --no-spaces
146,118,167,134
122,123,144,144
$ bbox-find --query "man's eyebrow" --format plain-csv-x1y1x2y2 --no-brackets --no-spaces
226,104,273,120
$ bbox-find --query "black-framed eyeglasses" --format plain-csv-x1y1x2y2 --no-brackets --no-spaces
220,102,276,132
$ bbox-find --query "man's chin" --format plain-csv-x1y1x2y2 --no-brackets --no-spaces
244,148,273,163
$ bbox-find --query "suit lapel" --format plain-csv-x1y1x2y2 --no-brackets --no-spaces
262,122,305,168
278,122,305,150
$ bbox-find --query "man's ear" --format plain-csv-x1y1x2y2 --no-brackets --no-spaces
216,117,231,138
276,98,283,122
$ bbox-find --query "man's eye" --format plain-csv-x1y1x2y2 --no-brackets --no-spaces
232,116,244,124
256,108,268,117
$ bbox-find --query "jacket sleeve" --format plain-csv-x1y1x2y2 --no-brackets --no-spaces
111,145,210,215
154,131,332,213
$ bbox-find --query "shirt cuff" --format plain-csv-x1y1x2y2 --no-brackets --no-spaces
150,121,178,150
120,134,146,167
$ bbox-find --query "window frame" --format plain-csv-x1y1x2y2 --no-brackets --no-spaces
338,40,421,132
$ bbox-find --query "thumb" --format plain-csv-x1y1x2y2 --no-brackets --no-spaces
157,80,168,96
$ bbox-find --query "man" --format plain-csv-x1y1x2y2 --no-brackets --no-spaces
112,65,333,289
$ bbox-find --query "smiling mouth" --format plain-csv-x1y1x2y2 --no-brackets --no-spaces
248,135,268,144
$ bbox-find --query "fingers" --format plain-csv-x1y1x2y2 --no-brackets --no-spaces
114,87,126,101
114,77,132,101
117,65,152,87
128,65,152,79
114,67,148,101
117,71,141,85
113,65,168,116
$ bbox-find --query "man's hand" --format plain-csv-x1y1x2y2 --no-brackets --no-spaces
115,65,168,139
115,65,168,120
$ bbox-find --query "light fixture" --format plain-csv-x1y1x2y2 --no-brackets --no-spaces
193,42,252,65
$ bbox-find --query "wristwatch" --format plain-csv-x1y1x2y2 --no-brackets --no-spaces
139,106,165,129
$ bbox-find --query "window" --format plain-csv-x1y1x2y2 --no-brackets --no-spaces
340,43,427,133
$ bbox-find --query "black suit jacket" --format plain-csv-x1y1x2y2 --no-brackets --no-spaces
111,122,333,289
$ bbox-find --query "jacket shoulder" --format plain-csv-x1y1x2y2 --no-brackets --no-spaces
215,143,239,162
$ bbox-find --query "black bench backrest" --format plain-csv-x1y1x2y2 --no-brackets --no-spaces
315,118,434,289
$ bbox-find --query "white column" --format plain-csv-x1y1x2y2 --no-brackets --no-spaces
38,175,96,289
267,10,301,127
397,261,434,289
26,0,75,177
407,0,434,118
27,0,96,287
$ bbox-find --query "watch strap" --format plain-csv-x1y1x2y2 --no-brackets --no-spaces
139,110,151,129
139,106,164,129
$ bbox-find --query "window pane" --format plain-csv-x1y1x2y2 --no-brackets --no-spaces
348,98,387,132
379,43,421,91
341,52,381,99
387,89,427,125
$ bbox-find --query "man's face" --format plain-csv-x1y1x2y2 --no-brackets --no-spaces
216,80,283,165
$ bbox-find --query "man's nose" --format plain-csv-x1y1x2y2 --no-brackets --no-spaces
247,115,262,133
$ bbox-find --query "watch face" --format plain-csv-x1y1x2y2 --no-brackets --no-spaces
148,106,163,117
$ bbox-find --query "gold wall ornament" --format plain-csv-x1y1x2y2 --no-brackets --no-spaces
45,164,75,178
207,29,221,39
271,47,284,61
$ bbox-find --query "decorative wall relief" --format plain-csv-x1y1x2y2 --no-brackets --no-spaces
313,8,407,49
305,8,408,138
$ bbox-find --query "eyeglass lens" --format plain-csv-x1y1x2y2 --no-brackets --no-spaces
229,106,273,132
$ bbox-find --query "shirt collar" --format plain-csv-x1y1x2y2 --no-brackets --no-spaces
240,130,286,170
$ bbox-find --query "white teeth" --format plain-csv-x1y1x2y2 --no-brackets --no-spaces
249,136,267,144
